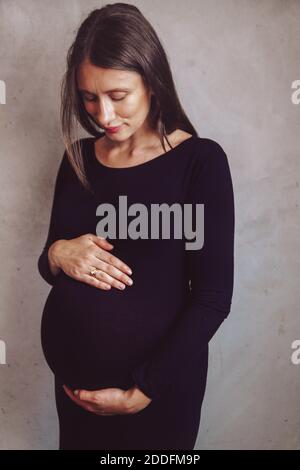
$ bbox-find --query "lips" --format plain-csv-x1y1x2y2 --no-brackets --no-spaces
105,125,123,133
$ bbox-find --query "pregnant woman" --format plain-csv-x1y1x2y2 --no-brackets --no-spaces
37,4,235,450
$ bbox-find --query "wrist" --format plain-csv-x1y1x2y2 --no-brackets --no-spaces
125,385,152,413
124,386,139,412
48,239,66,271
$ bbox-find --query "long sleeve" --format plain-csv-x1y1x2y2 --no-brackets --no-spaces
131,139,235,401
37,150,69,286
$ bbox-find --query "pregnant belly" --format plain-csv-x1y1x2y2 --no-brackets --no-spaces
41,273,183,390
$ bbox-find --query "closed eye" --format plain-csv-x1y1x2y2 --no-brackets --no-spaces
81,94,125,102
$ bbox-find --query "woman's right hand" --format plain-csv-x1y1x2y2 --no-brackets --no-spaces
48,234,133,291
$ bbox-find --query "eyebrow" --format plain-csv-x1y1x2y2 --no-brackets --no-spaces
79,88,130,94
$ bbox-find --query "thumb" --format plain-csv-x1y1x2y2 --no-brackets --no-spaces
91,234,114,249
75,389,94,402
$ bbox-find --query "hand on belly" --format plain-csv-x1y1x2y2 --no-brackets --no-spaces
62,383,152,415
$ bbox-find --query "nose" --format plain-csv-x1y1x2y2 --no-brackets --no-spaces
96,100,116,129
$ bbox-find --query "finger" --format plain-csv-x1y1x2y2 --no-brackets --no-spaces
81,268,131,291
63,386,95,412
81,273,112,290
75,389,96,403
89,234,114,249
73,389,110,415
88,264,129,291
94,251,133,276
93,259,133,288
89,266,125,290
63,385,83,405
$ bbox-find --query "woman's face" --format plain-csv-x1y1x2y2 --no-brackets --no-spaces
76,60,153,141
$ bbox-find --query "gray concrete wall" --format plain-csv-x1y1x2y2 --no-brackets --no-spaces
0,0,299,450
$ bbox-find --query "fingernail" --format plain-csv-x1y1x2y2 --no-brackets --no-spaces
127,269,132,275
74,390,79,396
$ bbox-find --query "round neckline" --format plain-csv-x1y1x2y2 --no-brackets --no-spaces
90,134,196,171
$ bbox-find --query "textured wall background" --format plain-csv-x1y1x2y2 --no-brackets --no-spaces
0,0,299,450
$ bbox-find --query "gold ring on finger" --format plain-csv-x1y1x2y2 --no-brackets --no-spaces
90,267,99,277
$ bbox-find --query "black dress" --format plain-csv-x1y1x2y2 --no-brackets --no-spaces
37,134,235,450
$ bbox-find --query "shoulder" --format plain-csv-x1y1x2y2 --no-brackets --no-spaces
193,136,227,157
186,137,232,191
174,130,228,162
191,137,230,170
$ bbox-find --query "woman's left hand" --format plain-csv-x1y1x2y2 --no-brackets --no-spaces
62,384,152,416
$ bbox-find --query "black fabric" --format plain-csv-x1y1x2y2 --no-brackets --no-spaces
37,134,235,450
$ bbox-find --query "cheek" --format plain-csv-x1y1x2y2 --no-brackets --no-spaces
125,96,149,117
84,102,97,114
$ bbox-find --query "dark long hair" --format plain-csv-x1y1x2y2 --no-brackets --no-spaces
60,2,199,193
